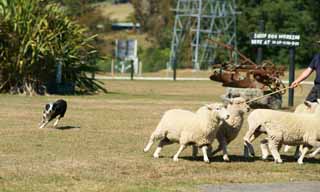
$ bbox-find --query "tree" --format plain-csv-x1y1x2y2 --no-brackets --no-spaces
130,0,174,48
237,0,318,67
131,0,320,70
0,0,105,95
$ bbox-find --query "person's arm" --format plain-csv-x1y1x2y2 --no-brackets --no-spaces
290,67,313,88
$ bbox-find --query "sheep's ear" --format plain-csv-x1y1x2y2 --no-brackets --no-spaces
206,105,213,111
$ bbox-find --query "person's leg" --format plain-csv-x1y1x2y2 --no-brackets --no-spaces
316,85,320,101
305,86,318,102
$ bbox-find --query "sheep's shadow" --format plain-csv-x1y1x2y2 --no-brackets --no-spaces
55,125,81,130
151,154,320,164
263,154,320,164
179,155,259,163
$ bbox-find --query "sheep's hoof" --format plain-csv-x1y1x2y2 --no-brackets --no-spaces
275,159,283,164
297,158,304,164
173,157,179,162
223,155,230,162
262,156,269,161
153,154,160,159
203,157,210,163
143,148,148,153
204,160,210,164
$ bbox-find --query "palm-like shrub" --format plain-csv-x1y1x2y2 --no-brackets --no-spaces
0,0,105,95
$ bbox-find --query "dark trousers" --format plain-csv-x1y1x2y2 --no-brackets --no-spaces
306,84,320,102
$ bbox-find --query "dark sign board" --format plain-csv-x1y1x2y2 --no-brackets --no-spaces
115,39,137,60
251,33,300,47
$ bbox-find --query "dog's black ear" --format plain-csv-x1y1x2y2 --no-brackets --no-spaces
52,103,57,111
45,104,51,111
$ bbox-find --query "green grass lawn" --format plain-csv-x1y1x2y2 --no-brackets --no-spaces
0,80,319,192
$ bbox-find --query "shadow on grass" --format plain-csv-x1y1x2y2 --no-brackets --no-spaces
273,154,320,164
179,154,320,164
55,125,81,130
178,155,260,163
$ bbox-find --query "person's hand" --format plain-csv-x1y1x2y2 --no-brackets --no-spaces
290,80,300,88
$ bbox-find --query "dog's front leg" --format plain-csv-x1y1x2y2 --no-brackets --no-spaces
53,118,60,128
39,121,49,129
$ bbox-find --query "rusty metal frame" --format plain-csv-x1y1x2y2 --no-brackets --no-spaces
208,39,286,93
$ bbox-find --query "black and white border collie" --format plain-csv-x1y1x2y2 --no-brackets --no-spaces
39,99,67,129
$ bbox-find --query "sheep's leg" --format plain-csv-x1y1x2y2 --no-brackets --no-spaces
191,144,211,159
297,145,310,164
207,145,213,157
243,137,254,158
307,140,320,158
192,145,198,159
243,129,256,144
211,144,222,156
173,145,187,162
294,145,302,160
244,126,261,143
310,147,320,157
144,133,157,152
153,138,172,159
220,138,230,162
201,145,210,163
260,139,269,160
244,131,262,158
308,140,320,148
243,129,256,158
268,138,283,164
283,145,292,153
243,130,254,158
249,131,262,156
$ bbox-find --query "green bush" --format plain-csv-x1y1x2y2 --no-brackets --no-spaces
0,0,105,95
140,48,170,72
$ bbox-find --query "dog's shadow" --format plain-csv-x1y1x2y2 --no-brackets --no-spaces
55,125,81,130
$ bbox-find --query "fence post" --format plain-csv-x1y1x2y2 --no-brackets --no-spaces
130,60,134,80
111,59,114,77
173,57,177,81
288,46,295,107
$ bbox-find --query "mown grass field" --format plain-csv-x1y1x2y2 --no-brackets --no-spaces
0,80,319,192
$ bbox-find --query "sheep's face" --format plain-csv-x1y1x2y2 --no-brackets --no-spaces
207,103,230,120
227,97,250,114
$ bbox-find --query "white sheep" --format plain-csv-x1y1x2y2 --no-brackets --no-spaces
260,101,319,160
283,101,318,154
244,101,316,159
143,103,230,163
244,102,320,164
210,97,250,161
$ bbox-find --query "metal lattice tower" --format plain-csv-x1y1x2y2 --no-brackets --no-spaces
169,0,238,71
